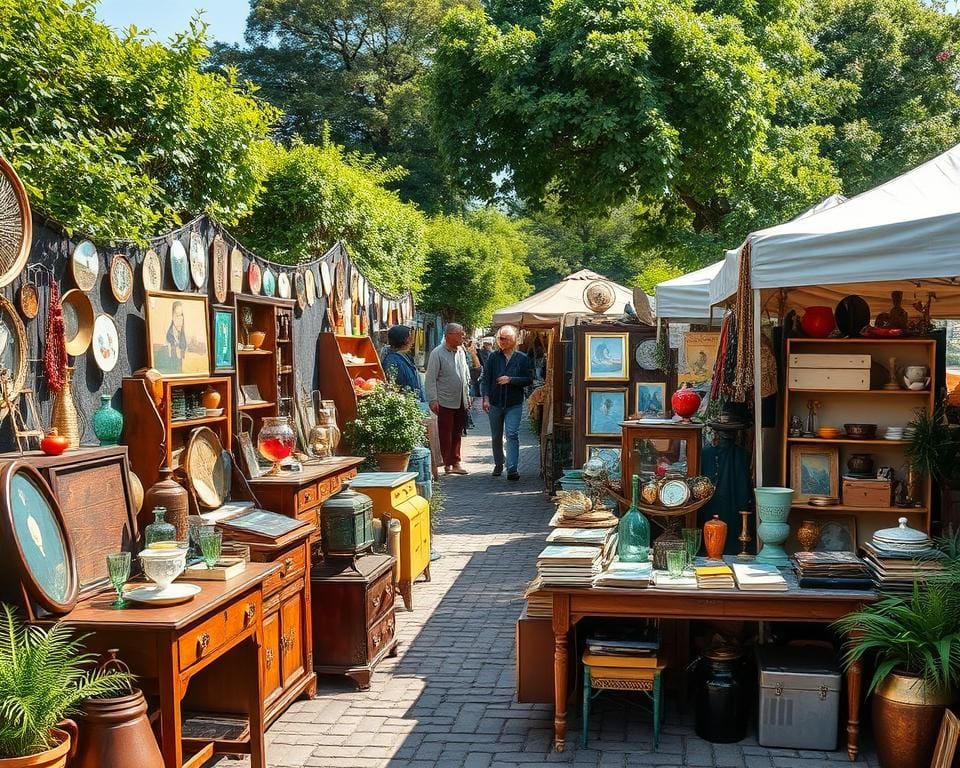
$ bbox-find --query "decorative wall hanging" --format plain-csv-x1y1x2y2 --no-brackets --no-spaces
109,254,134,304
184,426,229,509
189,231,206,288
635,339,659,370
142,249,162,291
679,331,720,387
210,304,236,374
320,261,332,297
169,240,190,291
17,282,38,320
210,235,228,304
295,271,307,310
71,240,99,292
247,261,262,294
145,290,210,378
634,382,666,418
262,267,277,297
350,269,359,302
334,261,345,302
789,444,840,503
229,246,243,294
0,294,28,414
278,271,291,299
0,155,32,289
305,268,316,305
91,314,120,373
60,289,94,355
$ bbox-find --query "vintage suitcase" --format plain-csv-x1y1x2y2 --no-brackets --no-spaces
842,477,892,508
757,645,841,750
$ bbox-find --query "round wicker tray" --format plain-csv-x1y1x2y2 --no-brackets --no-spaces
604,482,714,519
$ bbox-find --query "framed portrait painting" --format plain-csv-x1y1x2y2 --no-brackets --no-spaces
145,290,210,378
790,444,840,502
634,382,666,417
586,388,626,437
210,304,236,374
584,332,629,381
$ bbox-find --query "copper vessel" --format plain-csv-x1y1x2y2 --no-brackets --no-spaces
703,515,727,560
872,671,954,768
796,520,820,552
73,691,163,768
142,465,189,541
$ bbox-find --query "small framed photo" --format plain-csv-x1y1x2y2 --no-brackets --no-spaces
210,304,236,374
235,433,263,479
814,515,857,553
586,444,622,481
790,444,840,502
585,332,629,381
586,387,626,436
145,290,210,378
634,382,666,417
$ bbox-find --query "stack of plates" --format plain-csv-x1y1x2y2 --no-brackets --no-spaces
808,495,841,507
884,427,904,440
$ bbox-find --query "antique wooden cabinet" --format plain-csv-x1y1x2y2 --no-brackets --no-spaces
316,332,385,434
311,553,397,689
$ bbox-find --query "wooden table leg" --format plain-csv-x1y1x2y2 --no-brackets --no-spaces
158,645,182,768
552,594,571,752
846,656,863,761
246,633,267,768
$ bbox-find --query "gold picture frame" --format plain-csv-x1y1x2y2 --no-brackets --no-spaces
584,332,629,381
144,290,210,378
789,444,840,503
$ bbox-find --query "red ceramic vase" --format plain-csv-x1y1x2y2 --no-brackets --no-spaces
703,515,727,560
40,429,69,456
801,306,836,338
671,384,701,421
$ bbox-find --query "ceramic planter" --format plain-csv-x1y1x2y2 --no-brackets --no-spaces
376,452,412,472
872,672,954,768
754,487,793,565
1,726,75,768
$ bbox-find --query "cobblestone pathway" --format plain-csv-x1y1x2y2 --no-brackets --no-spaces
214,413,878,768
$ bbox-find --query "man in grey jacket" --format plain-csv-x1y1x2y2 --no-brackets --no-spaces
425,323,472,474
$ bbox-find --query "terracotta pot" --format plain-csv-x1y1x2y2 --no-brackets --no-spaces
201,386,221,410
1,725,75,768
376,452,412,472
72,689,164,768
796,520,820,552
801,306,836,338
872,672,954,768
142,466,189,542
703,515,727,560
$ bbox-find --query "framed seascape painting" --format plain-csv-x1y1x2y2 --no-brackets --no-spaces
584,332,629,381
586,388,626,437
634,382,666,417
145,290,210,378
790,444,839,503
211,304,236,374
586,444,622,481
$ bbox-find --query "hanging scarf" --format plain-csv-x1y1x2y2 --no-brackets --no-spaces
44,280,66,393
730,242,754,403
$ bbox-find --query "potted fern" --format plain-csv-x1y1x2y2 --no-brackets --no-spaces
0,604,132,767
344,381,427,471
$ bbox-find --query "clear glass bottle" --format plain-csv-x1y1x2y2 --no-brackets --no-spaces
618,474,651,562
144,507,176,548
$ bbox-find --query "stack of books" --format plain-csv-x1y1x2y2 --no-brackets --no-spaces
546,527,612,546
792,551,872,590
651,571,697,589
593,560,653,589
536,544,603,587
523,578,552,618
695,564,735,589
861,542,944,592
586,625,659,659
730,563,788,591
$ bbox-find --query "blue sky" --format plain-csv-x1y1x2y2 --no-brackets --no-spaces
96,0,248,45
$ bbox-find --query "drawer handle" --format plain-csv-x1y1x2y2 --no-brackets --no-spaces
283,557,295,573
372,594,382,610
245,603,257,620
266,649,274,669
198,632,210,651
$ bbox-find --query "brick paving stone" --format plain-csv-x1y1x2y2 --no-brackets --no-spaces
209,415,877,768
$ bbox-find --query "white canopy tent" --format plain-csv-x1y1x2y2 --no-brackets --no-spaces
654,261,725,323
492,269,653,328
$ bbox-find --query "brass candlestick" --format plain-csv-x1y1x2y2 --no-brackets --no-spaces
737,510,752,559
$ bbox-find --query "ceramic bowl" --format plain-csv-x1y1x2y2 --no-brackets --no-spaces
844,423,878,439
139,547,187,591
249,330,266,350
205,408,224,417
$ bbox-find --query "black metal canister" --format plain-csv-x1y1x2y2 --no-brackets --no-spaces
694,644,748,743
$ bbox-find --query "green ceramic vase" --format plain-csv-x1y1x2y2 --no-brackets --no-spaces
92,394,124,446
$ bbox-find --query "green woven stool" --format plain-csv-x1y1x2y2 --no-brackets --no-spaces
581,651,664,749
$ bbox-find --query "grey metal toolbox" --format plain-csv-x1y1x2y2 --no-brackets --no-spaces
757,645,841,750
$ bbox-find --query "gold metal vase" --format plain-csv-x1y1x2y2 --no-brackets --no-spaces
51,365,80,449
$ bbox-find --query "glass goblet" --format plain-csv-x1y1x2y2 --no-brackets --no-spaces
682,527,702,571
666,547,686,580
106,551,131,609
199,528,222,569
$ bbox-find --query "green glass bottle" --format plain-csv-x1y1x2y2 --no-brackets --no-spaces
617,474,651,562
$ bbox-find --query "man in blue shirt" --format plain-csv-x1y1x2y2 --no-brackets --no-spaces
481,325,532,480
382,325,425,402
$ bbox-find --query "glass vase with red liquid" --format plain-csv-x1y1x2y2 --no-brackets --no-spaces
257,417,295,475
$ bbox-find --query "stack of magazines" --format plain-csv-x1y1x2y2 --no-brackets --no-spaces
861,542,944,592
586,624,659,659
523,578,552,618
593,560,652,589
695,564,735,589
792,551,872,590
536,544,604,586
730,563,788,591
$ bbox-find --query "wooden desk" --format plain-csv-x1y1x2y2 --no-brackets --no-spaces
58,562,279,768
548,583,875,759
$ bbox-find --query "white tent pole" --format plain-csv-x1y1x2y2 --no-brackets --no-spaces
753,288,764,487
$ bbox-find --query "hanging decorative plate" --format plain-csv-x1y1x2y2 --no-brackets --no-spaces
0,155,32,290
71,240,99,292
189,232,206,288
60,289,94,356
247,261,262,295
17,282,38,320
294,271,307,310
349,269,359,302
262,267,277,297
230,247,243,294
635,339,660,370
305,267,317,306
91,314,120,373
109,254,133,304
0,462,79,615
0,295,27,411
210,235,228,304
380,295,389,323
184,426,229,509
278,271,291,299
658,479,691,508
334,261,346,303
142,249,162,292
320,261,332,297
169,240,190,291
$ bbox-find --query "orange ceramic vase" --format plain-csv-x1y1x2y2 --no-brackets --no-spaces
703,515,727,560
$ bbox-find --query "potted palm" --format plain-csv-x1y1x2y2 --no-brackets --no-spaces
834,580,960,768
906,406,960,525
0,604,132,767
344,381,427,471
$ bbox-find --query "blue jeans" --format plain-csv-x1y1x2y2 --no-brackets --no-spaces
489,403,522,472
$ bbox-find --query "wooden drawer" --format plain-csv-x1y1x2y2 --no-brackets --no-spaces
843,478,892,508
365,571,395,626
789,368,869,390
278,545,306,586
297,483,318,511
790,354,870,370
263,610,282,702
262,568,283,598
178,591,262,670
367,611,396,660
390,482,418,507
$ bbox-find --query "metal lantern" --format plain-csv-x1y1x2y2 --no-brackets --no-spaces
320,482,374,557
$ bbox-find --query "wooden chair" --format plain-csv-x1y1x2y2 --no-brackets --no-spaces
581,651,665,750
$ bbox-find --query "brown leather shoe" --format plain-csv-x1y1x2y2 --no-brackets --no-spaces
449,465,468,475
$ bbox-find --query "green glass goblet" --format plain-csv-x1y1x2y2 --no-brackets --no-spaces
682,527,702,571
106,552,131,609
199,528,222,570
666,546,686,580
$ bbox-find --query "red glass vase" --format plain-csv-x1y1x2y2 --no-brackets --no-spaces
671,383,701,422
801,306,835,338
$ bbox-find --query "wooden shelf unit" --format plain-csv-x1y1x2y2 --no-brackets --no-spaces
234,295,296,438
317,332,385,433
780,337,936,546
122,375,233,490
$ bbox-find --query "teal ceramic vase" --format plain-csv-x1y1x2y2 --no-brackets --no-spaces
754,487,794,565
92,394,124,446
